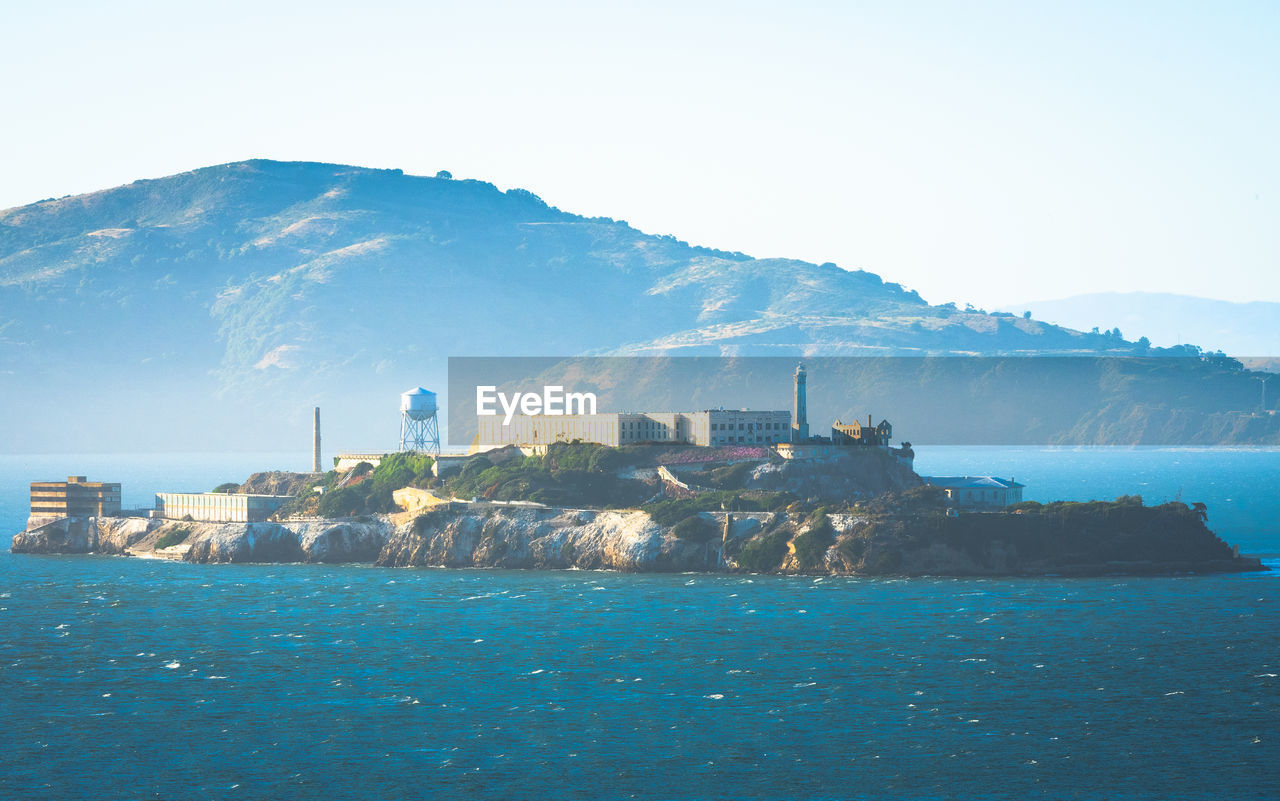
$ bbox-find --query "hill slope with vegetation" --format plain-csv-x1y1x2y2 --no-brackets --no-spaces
2,160,1273,449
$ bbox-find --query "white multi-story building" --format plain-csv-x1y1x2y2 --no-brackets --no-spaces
477,409,792,449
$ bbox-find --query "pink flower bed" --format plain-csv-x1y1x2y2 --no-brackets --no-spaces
636,445,771,466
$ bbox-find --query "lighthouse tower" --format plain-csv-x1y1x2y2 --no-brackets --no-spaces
792,362,809,443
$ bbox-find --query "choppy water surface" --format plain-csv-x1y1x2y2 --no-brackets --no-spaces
2,561,1277,800
2,448,1279,799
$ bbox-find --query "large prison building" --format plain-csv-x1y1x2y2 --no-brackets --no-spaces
477,410,792,449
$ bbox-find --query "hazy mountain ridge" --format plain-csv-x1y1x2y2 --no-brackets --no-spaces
1002,292,1280,359
0,160,1251,452
0,160,1102,366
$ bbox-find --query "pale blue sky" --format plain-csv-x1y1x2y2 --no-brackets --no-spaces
2,0,1276,309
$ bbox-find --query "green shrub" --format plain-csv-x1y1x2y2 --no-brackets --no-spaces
155,525,192,549
792,512,835,570
459,456,493,480
757,492,797,512
642,491,792,526
317,485,368,518
271,470,339,518
587,446,624,474
1007,500,1043,512
212,482,239,494
331,452,437,513
543,441,597,472
866,548,902,574
544,441,626,474
837,535,867,563
643,497,714,526
735,529,790,572
708,462,752,490
672,515,715,543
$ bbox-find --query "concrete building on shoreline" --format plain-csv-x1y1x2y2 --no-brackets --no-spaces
29,476,122,518
154,492,294,523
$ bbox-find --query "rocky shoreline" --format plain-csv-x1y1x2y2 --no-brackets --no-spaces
11,503,1267,577
10,507,766,571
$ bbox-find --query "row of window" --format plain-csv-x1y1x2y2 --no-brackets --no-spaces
711,422,787,431
29,490,121,497
710,435,781,444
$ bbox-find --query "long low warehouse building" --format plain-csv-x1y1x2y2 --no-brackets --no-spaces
155,492,295,523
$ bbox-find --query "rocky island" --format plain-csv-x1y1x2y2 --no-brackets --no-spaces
11,443,1265,576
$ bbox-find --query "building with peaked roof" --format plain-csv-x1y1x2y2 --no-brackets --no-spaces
923,476,1025,509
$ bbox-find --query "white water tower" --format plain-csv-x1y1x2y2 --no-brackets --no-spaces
399,387,440,455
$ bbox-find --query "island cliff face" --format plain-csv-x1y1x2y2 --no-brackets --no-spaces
375,508,766,571
11,515,391,564
11,500,1264,576
10,508,763,571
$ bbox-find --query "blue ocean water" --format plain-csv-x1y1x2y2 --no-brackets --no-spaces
1,448,1278,800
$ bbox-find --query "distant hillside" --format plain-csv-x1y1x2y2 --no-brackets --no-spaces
0,160,1138,453
1,160,1272,452
1002,292,1280,359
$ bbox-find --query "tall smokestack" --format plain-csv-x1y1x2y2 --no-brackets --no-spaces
312,407,322,473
